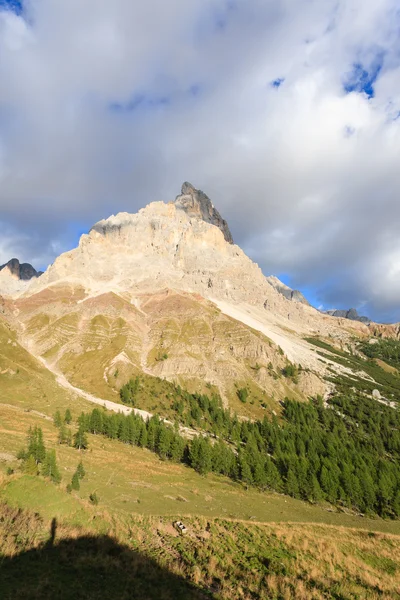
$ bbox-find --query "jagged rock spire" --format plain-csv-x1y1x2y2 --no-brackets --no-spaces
174,182,234,244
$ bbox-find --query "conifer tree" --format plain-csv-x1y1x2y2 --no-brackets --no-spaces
24,454,38,475
53,410,62,428
64,408,72,424
58,423,72,445
138,423,148,447
156,426,172,459
76,460,86,479
71,471,80,491
73,426,88,450
286,468,300,498
90,409,103,435
239,454,253,486
42,450,61,484
27,426,46,464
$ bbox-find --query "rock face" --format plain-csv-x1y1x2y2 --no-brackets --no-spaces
174,182,234,244
266,276,310,306
0,258,42,281
27,197,310,324
324,308,371,324
0,258,42,296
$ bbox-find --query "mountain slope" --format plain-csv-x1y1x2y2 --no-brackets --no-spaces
1,183,398,415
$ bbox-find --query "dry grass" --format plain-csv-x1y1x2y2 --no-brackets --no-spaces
1,498,400,599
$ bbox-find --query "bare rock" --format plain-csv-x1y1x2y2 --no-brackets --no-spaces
0,258,42,281
175,182,234,244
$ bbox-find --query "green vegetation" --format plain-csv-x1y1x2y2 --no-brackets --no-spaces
359,338,400,369
71,471,80,491
89,492,99,505
79,385,400,518
119,376,140,405
237,387,249,403
1,502,399,600
306,337,400,401
2,316,400,597
281,362,301,383
17,426,62,485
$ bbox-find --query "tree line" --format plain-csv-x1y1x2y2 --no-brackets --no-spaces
78,388,400,518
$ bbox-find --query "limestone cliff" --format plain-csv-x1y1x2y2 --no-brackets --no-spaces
174,182,234,244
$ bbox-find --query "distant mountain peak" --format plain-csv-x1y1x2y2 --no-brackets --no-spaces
266,275,310,306
174,182,234,244
324,308,371,324
0,258,42,281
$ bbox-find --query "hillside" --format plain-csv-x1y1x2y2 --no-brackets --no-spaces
1,183,400,598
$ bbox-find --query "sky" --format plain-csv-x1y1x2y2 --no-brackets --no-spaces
0,1,400,322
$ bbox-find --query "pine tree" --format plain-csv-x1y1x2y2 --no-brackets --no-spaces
138,423,148,448
24,454,38,475
76,461,86,479
169,435,185,463
189,437,212,475
156,426,172,459
27,426,46,464
105,415,118,439
90,409,103,434
71,471,80,491
308,474,323,502
146,417,159,451
239,454,253,486
286,468,300,498
118,418,129,443
58,423,72,445
42,450,61,484
53,410,62,428
64,408,72,424
253,460,267,488
73,426,88,450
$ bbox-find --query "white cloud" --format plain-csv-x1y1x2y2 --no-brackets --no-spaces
0,0,399,320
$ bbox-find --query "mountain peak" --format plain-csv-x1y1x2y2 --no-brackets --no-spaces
174,182,234,244
0,258,42,281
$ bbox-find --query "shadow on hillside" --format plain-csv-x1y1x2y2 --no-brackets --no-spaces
0,518,211,600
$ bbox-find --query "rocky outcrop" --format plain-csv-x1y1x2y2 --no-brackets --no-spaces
324,308,371,324
174,182,234,244
0,258,42,297
0,258,42,281
266,276,310,306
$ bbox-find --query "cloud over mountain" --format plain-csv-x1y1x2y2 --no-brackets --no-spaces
0,0,399,321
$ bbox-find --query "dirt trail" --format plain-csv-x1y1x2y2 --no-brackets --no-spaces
38,353,153,419
16,327,202,437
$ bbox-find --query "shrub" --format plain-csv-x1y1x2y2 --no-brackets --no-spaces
237,388,249,403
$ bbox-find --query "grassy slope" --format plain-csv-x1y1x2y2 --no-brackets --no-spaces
1,320,400,598
14,289,308,419
1,403,400,534
0,489,399,599
0,319,90,415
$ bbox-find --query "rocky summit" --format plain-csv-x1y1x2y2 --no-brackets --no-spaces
174,182,234,244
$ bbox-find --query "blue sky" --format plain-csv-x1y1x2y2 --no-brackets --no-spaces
0,0,400,322
0,0,23,14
